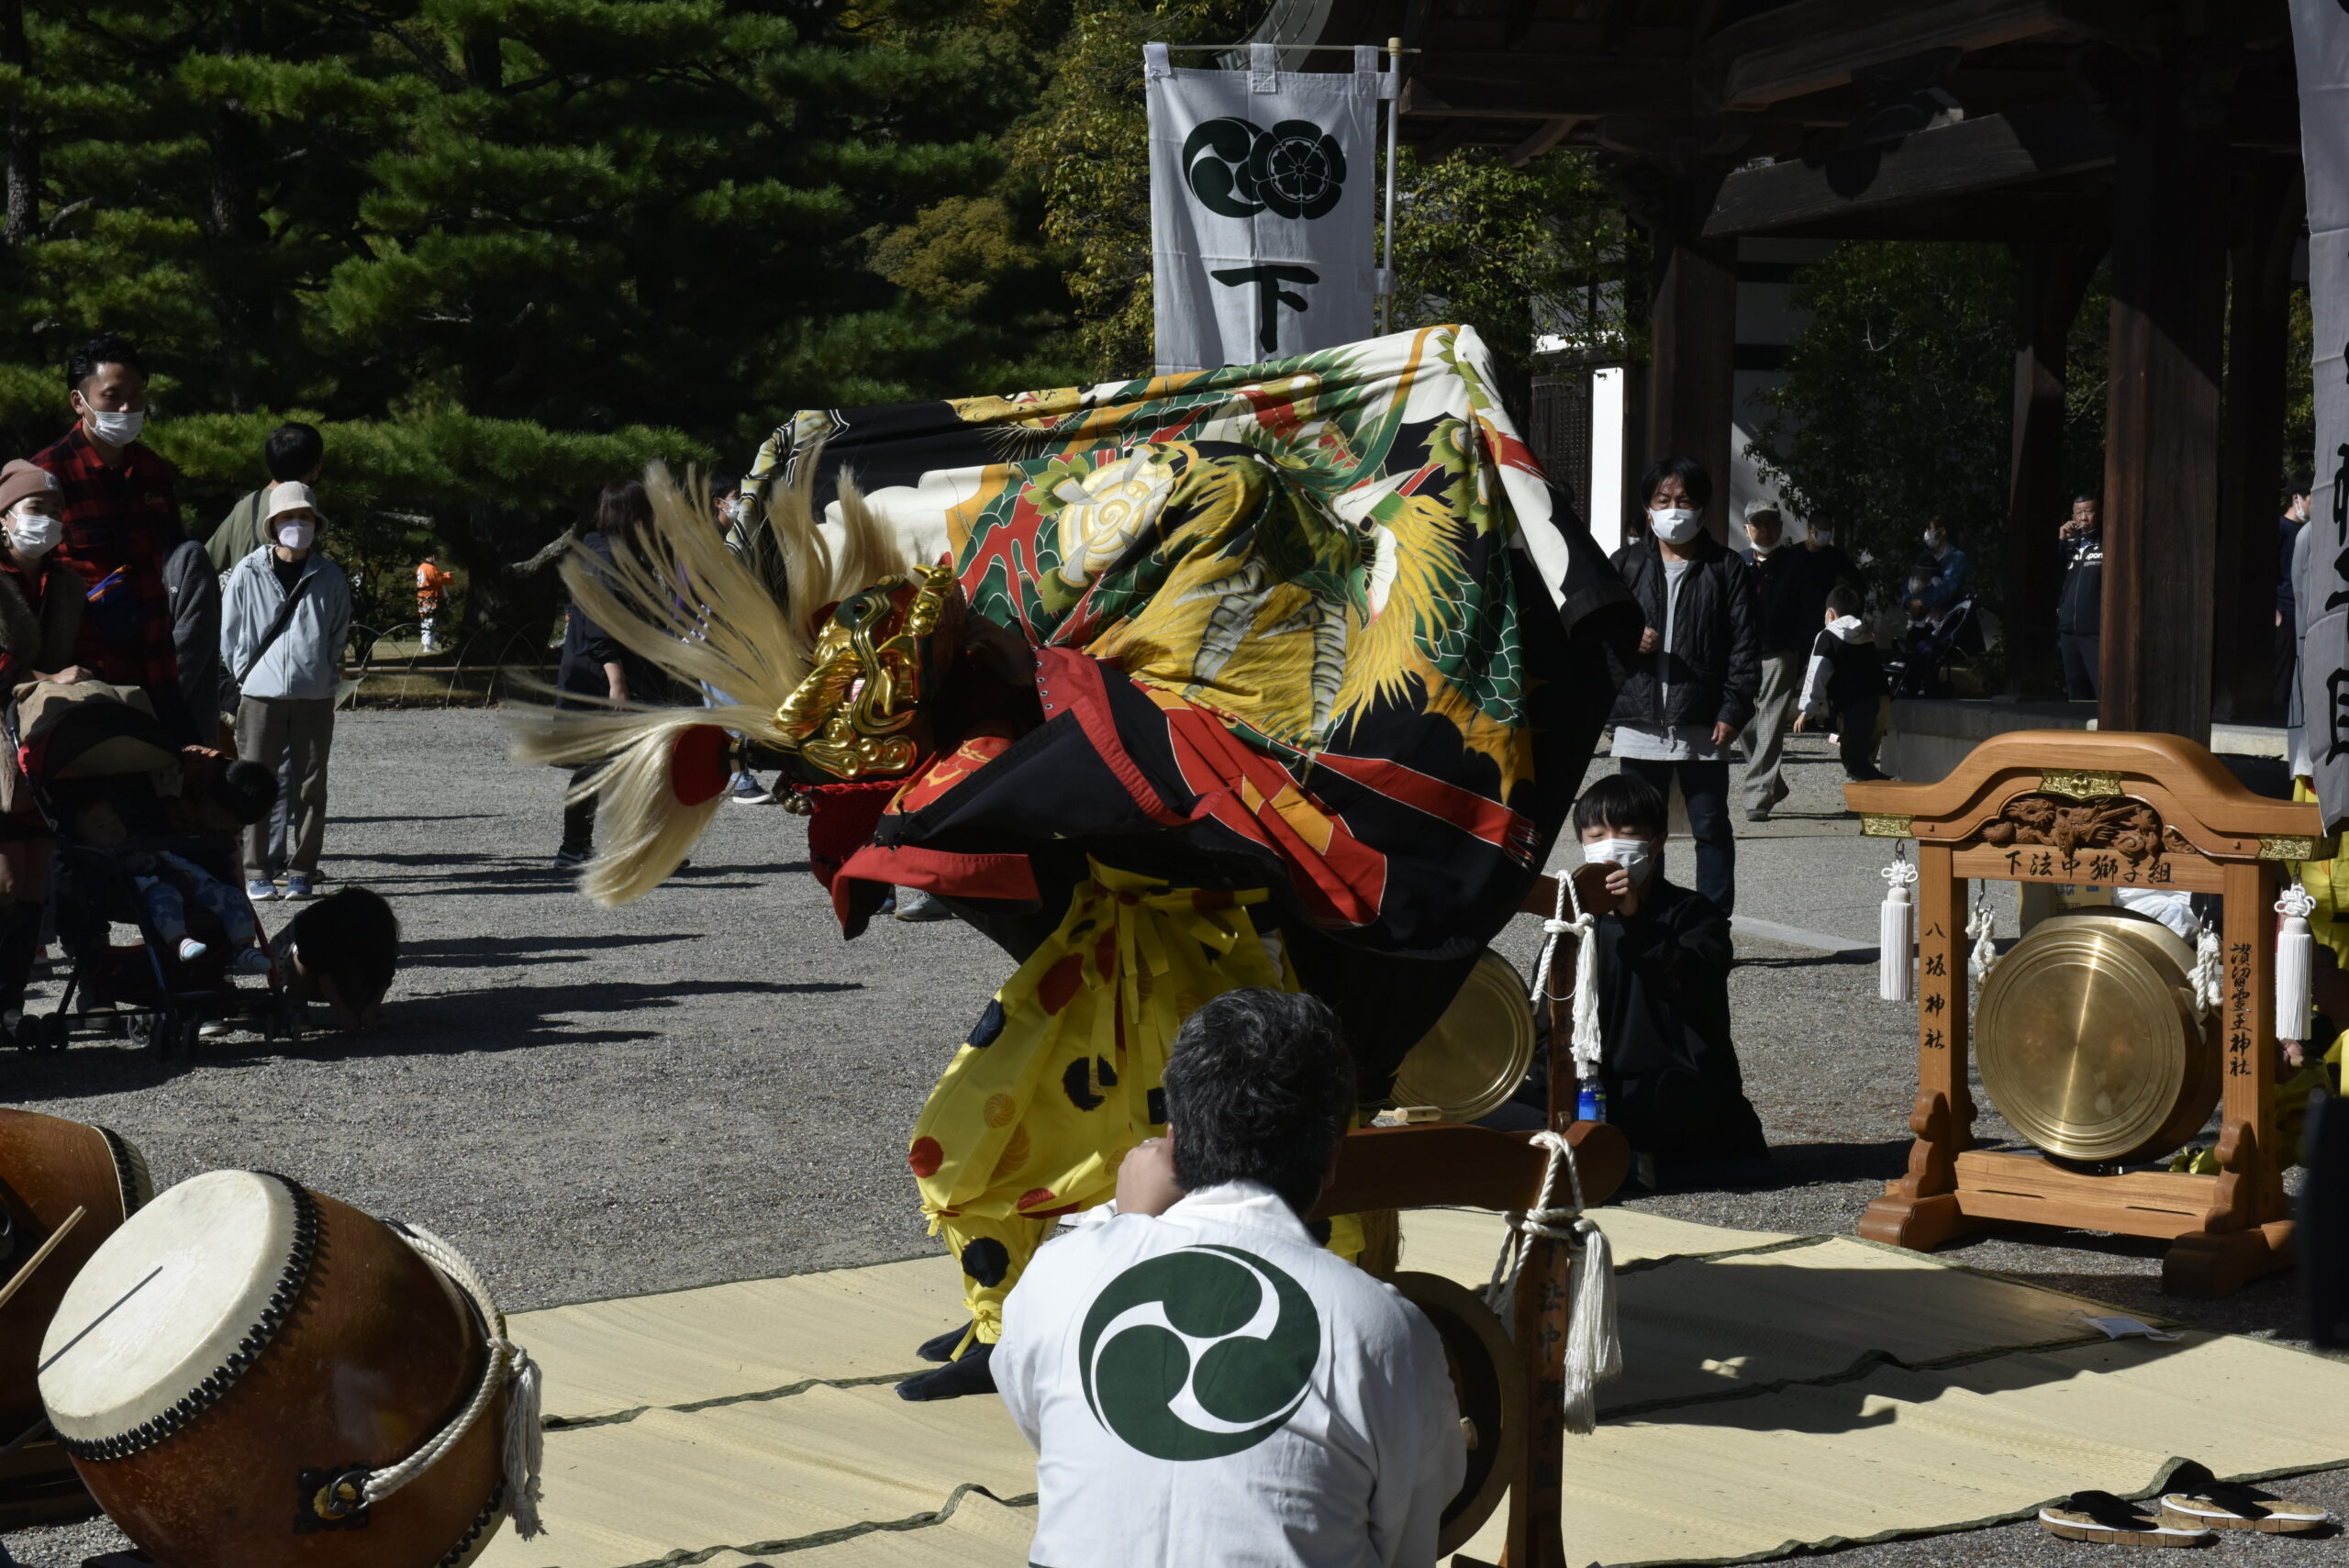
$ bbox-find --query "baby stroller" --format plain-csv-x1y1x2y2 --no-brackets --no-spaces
1887,593,1987,698
3,683,297,1059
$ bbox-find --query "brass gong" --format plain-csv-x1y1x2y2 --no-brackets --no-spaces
1976,911,2219,1164
1386,950,1536,1123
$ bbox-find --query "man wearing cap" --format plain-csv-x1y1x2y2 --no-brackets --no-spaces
30,333,190,739
1738,500,1815,822
221,483,351,902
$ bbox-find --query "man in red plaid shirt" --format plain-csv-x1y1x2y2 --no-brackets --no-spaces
31,334,190,739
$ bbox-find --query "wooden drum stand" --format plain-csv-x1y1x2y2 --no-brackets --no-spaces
1848,730,2321,1296
1310,863,1627,1568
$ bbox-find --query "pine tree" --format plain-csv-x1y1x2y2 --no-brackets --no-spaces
0,0,1075,635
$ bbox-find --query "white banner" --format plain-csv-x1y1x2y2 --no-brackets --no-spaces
1146,41,1388,375
2294,1,2349,824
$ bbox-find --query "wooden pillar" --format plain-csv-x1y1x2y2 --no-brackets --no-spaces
2100,67,2226,743
2005,245,2100,699
2215,160,2300,723
1644,177,1737,542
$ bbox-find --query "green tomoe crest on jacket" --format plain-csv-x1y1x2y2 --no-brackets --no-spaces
1077,1244,1321,1460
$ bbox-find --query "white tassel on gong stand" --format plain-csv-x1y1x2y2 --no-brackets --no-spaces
2277,884,2318,1042
2189,919,2223,1019
1880,853,1918,1003
1966,883,1998,986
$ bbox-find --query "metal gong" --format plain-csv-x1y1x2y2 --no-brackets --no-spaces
1386,950,1536,1123
1975,911,2220,1165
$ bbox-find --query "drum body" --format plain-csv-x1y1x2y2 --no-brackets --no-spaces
0,1108,150,1438
1976,911,2220,1164
38,1171,507,1568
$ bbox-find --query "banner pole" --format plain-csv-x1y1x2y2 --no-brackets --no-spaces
1382,35,1400,335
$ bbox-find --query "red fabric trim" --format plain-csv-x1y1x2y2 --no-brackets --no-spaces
1311,751,1537,865
1037,648,1186,827
669,725,731,806
832,842,1041,925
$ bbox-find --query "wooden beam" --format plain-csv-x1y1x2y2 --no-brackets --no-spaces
1403,55,1687,119
1703,98,2115,238
1647,206,1738,544
1698,0,2135,112
1507,117,1578,166
2214,159,2301,723
1738,192,2111,243
2100,70,2226,742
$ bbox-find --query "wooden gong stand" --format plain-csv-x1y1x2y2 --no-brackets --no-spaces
1847,729,2321,1296
1310,862,1626,1568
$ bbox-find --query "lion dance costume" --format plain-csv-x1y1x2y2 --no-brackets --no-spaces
515,326,1636,1385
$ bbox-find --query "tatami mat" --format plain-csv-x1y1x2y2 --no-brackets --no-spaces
478,1211,2349,1568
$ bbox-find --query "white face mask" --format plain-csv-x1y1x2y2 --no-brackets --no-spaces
79,400,144,447
275,518,316,551
1649,506,1701,546
1923,528,1943,550
1749,534,1779,557
6,507,59,558
1583,836,1652,882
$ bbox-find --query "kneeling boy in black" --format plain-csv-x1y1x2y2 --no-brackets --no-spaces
1794,584,1888,782
1577,773,1768,1181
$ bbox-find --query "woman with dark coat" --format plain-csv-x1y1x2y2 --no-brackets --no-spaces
0,461,93,1030
1606,456,1760,915
553,481,666,868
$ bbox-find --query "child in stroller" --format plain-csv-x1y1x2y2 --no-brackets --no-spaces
6,678,288,1053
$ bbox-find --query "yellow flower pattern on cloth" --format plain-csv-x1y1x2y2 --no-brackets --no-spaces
1053,450,1175,590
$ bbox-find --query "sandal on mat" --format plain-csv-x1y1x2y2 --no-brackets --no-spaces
2040,1491,2212,1547
2159,1462,2331,1534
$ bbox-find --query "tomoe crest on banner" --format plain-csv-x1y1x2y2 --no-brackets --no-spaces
1147,43,1388,376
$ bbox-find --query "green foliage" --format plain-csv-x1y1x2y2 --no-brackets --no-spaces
1008,0,1257,377
1746,242,2016,606
2289,284,2315,484
0,0,1080,634
1389,146,1642,416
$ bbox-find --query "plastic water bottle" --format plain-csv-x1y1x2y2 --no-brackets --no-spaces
1576,1079,1608,1124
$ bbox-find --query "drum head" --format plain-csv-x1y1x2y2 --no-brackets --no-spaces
1976,912,2216,1164
39,1170,301,1445
1387,951,1535,1123
1389,1271,1524,1555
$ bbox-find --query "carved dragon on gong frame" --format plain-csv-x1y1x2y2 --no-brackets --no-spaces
1973,793,2191,862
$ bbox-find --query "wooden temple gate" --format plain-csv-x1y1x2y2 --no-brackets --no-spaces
1272,0,2303,740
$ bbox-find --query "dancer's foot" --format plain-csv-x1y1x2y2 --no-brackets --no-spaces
895,1341,995,1401
915,1324,971,1363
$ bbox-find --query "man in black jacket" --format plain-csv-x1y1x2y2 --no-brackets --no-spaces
1607,457,1760,915
1737,501,1812,822
2057,493,2102,701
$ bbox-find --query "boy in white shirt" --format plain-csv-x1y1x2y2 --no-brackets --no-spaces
995,989,1464,1568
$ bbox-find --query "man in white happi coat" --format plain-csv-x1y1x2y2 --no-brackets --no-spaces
995,989,1464,1568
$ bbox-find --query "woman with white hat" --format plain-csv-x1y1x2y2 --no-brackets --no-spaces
219,481,352,902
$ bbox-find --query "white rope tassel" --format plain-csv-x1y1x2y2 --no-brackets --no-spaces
361,1225,546,1540
1965,884,1996,986
1480,1129,1621,1435
1879,856,1918,1003
1528,871,1602,1076
2189,920,2223,1018
2277,884,2319,1044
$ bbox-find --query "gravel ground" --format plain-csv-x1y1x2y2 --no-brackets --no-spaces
2,713,2338,1567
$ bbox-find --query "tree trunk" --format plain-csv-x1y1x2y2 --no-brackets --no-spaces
1,0,38,249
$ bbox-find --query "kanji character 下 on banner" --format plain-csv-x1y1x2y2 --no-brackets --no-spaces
1146,41,1390,375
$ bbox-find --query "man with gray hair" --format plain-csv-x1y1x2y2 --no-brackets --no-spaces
994,988,1464,1567
1739,500,1812,821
